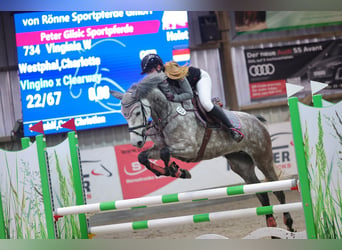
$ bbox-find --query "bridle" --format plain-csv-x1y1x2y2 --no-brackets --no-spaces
123,91,185,142
122,98,152,143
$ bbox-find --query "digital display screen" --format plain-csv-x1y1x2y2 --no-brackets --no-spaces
14,11,190,136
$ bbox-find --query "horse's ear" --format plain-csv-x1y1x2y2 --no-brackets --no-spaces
110,90,123,100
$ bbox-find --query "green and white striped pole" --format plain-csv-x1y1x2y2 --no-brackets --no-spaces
88,202,303,235
55,179,297,216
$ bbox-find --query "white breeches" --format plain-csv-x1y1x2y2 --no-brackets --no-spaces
196,69,214,112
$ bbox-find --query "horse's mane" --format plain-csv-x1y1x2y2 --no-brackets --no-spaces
131,72,167,99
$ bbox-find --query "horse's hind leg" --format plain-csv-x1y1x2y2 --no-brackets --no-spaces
273,191,294,232
252,151,294,232
253,148,295,232
225,152,278,228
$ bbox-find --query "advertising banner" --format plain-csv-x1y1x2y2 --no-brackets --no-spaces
268,122,298,178
14,11,190,136
244,39,342,100
114,141,198,199
235,11,342,33
80,146,122,203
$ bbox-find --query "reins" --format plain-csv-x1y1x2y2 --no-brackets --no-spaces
145,100,175,137
123,87,214,161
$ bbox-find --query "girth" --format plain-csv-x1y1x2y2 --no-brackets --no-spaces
190,92,222,161
193,127,213,162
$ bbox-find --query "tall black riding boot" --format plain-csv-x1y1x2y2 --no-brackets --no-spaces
207,105,244,142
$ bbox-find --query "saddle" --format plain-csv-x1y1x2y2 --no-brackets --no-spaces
190,91,241,130
187,91,241,161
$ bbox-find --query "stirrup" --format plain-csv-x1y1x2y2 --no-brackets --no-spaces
230,129,244,142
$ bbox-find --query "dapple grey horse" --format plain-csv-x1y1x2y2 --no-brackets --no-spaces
111,72,294,232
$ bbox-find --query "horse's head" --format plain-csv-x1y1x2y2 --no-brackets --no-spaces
111,86,152,148
111,72,170,148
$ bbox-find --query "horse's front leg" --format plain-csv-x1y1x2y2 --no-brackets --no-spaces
138,146,191,179
159,147,172,176
138,146,170,177
160,147,191,178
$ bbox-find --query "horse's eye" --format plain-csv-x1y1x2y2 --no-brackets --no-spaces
136,111,141,116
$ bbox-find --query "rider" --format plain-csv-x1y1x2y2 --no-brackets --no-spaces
140,54,244,142
140,53,193,102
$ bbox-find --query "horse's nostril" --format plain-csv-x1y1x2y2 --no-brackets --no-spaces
137,141,144,148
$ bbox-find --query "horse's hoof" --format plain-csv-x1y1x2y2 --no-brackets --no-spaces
266,216,277,227
283,214,294,232
180,169,191,179
168,162,191,179
169,162,179,177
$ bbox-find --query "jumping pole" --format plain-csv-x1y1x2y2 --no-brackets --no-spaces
55,179,298,217
88,202,303,235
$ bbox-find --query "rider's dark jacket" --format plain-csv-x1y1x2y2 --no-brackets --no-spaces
158,72,193,102
186,66,201,89
145,67,201,103
160,66,202,103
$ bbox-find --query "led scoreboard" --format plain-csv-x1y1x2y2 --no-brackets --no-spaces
14,11,190,135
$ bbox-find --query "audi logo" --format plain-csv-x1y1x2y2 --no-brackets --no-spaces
249,64,275,77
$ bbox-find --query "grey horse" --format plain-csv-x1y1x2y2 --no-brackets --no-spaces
111,72,294,232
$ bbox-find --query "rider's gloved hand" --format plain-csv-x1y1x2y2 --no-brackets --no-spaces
166,94,174,101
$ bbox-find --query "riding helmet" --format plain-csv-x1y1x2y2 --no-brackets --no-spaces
140,54,164,74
